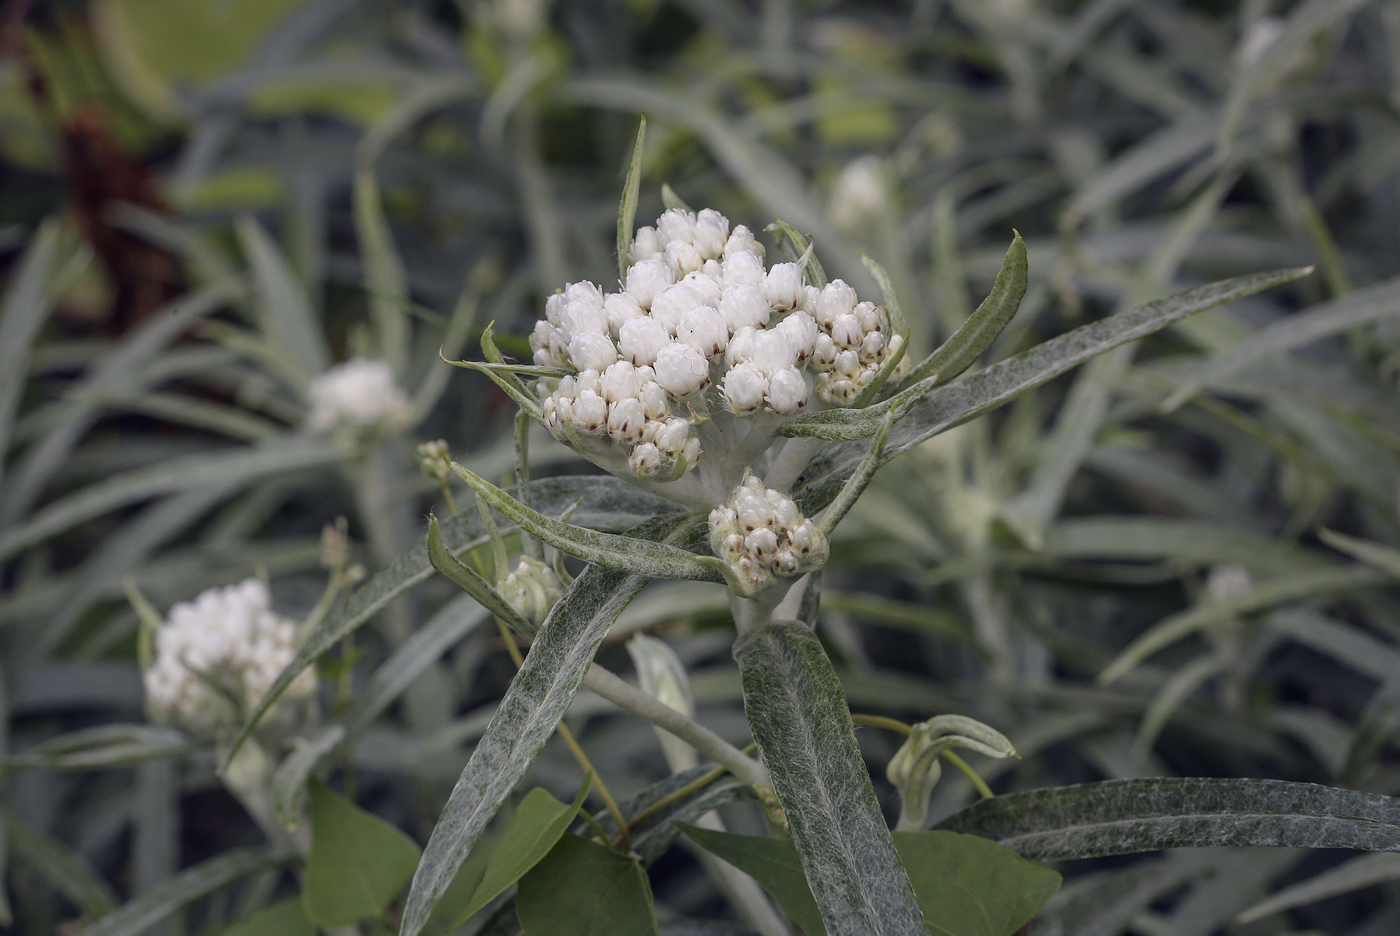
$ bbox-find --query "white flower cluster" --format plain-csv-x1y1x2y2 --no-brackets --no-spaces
307,358,413,433
144,579,314,735
708,474,829,597
529,207,904,481
498,555,566,634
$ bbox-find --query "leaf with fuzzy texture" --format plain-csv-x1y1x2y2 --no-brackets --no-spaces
733,621,925,936
937,778,1400,860
618,117,646,280
81,846,281,936
397,513,706,936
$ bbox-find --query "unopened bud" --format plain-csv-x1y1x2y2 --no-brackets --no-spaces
886,715,1015,832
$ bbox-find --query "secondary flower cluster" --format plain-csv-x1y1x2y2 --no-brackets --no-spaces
708,474,829,597
529,207,904,481
307,357,413,433
144,579,315,736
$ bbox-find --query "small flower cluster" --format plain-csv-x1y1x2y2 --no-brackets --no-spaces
144,579,314,736
498,555,566,633
307,358,413,433
529,207,903,480
708,474,829,597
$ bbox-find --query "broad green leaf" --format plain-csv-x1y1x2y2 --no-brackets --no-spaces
1,723,189,771
450,463,721,583
937,778,1400,859
0,217,60,491
1236,852,1400,924
0,437,342,564
682,826,1060,936
733,621,925,936
906,233,1027,387
82,846,281,936
679,824,826,936
235,214,329,384
446,783,593,928
2,804,119,918
220,898,315,936
516,835,658,936
895,831,1060,936
618,116,647,281
301,780,422,927
226,476,679,763
782,266,1311,446
397,513,705,936
1162,274,1400,412
1097,566,1387,685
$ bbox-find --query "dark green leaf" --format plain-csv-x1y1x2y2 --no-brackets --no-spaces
895,831,1060,936
220,898,315,936
679,824,825,936
937,778,1400,860
83,846,281,936
733,621,925,936
516,835,658,936
302,780,422,926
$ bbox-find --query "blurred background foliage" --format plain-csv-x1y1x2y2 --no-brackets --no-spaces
4,0,1400,933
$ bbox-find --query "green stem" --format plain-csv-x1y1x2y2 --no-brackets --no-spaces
940,751,995,801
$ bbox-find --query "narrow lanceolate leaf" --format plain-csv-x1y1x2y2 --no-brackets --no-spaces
398,513,706,936
618,116,647,281
353,166,410,377
0,724,189,771
818,409,893,536
784,266,1311,446
661,183,694,213
427,515,533,633
733,621,926,936
271,725,347,827
1319,529,1400,579
2,805,119,918
0,217,61,490
1235,852,1400,924
235,215,329,383
447,324,546,422
450,463,721,583
225,477,679,764
81,846,282,936
768,219,828,289
906,232,1028,386
862,255,906,337
937,778,1400,860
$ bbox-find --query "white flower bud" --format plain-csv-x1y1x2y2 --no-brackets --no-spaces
718,283,770,332
764,262,805,310
653,344,710,397
604,292,645,336
607,397,647,444
776,311,818,360
835,349,861,378
573,390,608,433
657,208,697,246
568,332,618,372
544,292,564,326
681,270,723,307
812,333,837,369
771,495,802,530
677,305,728,357
650,283,704,335
575,369,601,394
829,156,886,231
307,358,412,432
702,258,724,280
529,319,553,354
629,442,663,476
564,280,605,310
831,313,863,350
725,326,758,368
722,362,768,414
625,258,675,308
631,225,664,262
559,300,609,343
552,395,575,428
766,367,808,415
722,251,765,287
860,331,887,362
654,417,691,457
600,361,641,404
751,328,796,375
693,209,730,258
723,224,763,259
855,301,883,333
619,316,671,366
745,528,779,557
773,550,800,575
666,240,705,276
816,280,858,328
556,374,578,400
533,347,559,368
639,380,670,420
681,436,700,465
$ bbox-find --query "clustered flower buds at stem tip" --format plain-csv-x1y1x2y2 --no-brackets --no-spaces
708,473,829,598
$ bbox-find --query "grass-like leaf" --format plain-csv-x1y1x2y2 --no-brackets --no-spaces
235,215,329,384
733,621,925,936
618,116,646,281
0,217,60,490
0,724,189,771
938,778,1400,859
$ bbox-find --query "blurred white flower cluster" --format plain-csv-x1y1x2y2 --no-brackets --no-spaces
708,474,829,597
529,207,905,490
144,579,314,736
307,357,413,433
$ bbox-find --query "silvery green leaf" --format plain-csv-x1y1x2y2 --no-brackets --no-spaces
661,183,694,213
226,476,678,763
1319,529,1400,578
235,215,329,384
1235,852,1400,924
733,621,926,936
353,166,409,376
768,219,828,289
450,463,722,583
81,846,283,936
618,116,647,281
0,217,61,491
271,724,347,827
586,763,758,866
627,634,699,772
937,778,1400,859
818,409,893,537
398,513,707,936
0,724,189,771
905,233,1028,386
1,803,120,918
426,513,533,634
861,255,906,337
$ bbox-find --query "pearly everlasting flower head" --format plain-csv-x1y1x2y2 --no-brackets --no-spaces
528,206,906,508
307,358,413,433
498,555,566,635
143,579,315,737
707,473,829,597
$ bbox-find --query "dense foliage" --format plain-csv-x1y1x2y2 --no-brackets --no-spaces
4,0,1400,934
